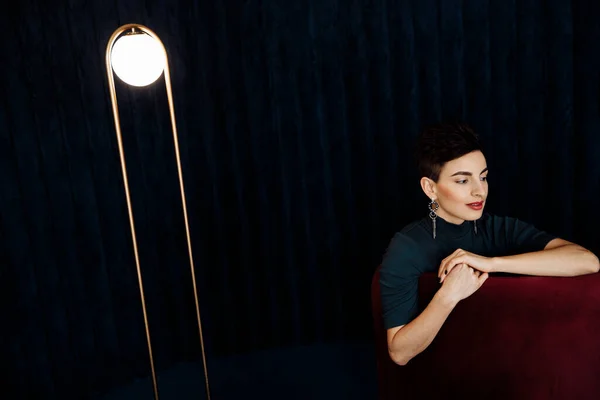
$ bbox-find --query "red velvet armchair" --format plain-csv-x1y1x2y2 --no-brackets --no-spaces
371,266,600,399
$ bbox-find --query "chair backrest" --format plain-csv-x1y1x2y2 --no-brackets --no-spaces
371,265,600,399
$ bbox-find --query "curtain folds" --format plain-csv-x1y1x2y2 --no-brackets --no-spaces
2,0,599,398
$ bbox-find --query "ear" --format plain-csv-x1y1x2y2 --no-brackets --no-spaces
420,177,437,200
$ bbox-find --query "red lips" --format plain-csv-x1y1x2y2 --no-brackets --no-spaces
467,201,484,210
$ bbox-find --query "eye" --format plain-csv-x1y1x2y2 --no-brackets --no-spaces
480,176,488,182
456,179,468,184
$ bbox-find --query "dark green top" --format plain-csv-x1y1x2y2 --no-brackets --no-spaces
379,213,555,329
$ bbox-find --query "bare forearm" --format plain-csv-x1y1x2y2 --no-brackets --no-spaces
389,290,458,365
492,245,600,277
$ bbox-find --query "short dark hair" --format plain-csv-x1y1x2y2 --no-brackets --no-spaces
415,122,483,182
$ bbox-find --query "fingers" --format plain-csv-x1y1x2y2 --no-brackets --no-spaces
440,261,457,281
478,272,489,285
439,260,463,283
438,261,448,278
439,262,465,284
438,249,462,278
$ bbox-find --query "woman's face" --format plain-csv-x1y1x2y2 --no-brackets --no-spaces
425,150,489,225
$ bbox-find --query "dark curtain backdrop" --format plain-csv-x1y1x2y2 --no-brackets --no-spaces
2,0,600,398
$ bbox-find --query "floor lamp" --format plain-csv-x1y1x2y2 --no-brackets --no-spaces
105,24,210,400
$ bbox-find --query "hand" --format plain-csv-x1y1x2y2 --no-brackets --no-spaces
439,248,494,283
439,263,489,303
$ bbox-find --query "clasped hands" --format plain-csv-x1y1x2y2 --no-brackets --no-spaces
438,248,495,284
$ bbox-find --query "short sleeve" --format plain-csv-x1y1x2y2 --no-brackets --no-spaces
379,233,421,329
501,216,556,254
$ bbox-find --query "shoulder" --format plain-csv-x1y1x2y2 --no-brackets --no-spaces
385,218,429,257
381,219,428,276
480,212,503,224
481,213,539,232
480,213,555,251
384,231,419,260
480,213,518,230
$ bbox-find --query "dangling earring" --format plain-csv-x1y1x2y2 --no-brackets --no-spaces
428,199,439,239
474,220,478,235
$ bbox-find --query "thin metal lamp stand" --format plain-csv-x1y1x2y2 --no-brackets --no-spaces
105,23,210,400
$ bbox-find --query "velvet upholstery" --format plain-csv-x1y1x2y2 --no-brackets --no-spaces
372,266,600,399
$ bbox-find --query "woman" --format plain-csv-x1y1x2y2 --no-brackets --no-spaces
380,122,599,366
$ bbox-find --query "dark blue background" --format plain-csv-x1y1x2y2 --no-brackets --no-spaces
2,0,599,398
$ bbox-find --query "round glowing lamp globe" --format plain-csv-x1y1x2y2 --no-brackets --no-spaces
111,32,166,87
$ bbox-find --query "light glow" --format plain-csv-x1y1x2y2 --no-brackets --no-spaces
111,32,166,87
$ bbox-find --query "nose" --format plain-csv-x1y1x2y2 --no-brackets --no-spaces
472,180,486,198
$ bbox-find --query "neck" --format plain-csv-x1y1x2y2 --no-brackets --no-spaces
435,211,465,225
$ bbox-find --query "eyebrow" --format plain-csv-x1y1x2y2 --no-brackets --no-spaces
450,167,488,177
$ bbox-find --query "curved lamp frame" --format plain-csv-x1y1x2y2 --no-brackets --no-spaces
105,23,210,400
